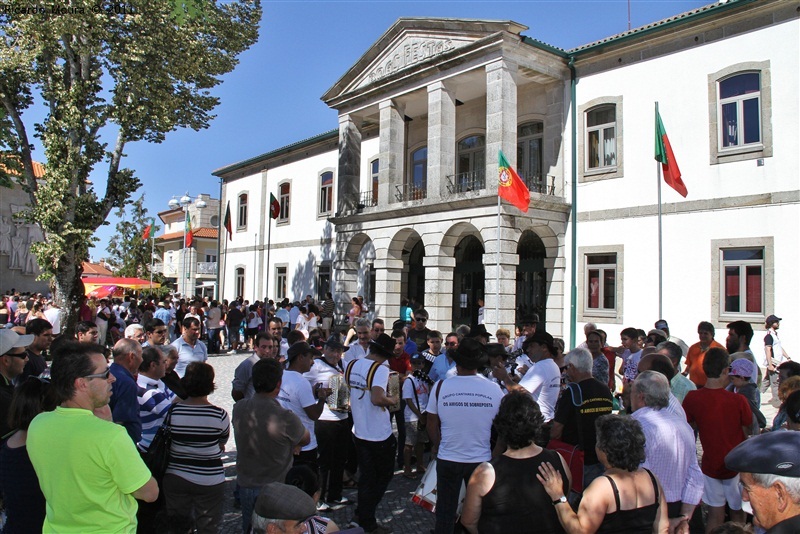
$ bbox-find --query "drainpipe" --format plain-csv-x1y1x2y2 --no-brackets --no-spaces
568,56,578,349
216,177,223,301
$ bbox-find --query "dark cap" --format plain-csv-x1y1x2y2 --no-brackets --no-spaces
253,482,317,521
467,324,492,340
484,343,508,358
523,330,555,353
368,333,396,359
654,319,669,330
287,341,321,361
725,431,800,477
324,335,349,352
392,319,407,331
452,337,488,370
410,353,425,363
765,314,782,325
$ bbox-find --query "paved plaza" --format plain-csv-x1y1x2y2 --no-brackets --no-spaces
205,350,780,534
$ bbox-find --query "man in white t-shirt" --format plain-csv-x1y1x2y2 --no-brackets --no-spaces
427,337,503,534
516,331,561,421
345,333,399,534
276,342,329,472
401,354,431,478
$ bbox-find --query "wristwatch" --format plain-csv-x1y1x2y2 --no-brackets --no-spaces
552,495,568,506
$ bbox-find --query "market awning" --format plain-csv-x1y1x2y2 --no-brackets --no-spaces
82,277,161,295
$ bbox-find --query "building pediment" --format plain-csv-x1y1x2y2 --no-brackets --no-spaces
322,18,527,106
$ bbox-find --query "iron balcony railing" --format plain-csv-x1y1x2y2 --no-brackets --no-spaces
446,170,486,194
395,181,427,202
197,262,217,275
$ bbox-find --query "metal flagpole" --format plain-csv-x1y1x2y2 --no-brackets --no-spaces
656,102,663,319
266,215,272,299
495,195,501,333
149,225,154,293
253,232,258,301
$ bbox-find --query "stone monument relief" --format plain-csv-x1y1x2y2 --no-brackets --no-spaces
0,208,43,276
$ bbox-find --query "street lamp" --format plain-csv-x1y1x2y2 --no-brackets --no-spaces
168,192,207,297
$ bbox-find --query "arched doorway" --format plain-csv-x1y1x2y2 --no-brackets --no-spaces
452,235,485,328
516,231,547,328
407,240,425,310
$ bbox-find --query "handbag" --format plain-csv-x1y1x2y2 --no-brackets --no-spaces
142,404,176,480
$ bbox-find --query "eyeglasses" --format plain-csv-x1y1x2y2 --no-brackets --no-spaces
445,342,457,347
415,317,427,322
84,367,112,380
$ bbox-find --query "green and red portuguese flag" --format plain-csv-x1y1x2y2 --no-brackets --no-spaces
142,218,154,240
269,193,280,219
498,150,530,213
185,214,193,247
655,105,688,197
223,201,233,241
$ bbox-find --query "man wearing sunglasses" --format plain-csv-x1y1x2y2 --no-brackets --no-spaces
0,329,34,438
28,341,158,533
408,309,431,356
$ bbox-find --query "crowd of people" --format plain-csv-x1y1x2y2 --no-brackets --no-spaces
0,289,798,534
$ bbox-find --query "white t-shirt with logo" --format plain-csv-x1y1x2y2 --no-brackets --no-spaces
277,370,318,451
347,358,392,442
426,375,503,463
402,375,430,423
304,359,348,422
518,358,561,421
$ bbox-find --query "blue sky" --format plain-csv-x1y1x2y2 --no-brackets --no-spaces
23,0,713,259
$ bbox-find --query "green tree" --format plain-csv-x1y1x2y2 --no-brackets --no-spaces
106,194,162,282
0,0,260,336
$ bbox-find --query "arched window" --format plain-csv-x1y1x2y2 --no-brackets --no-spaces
409,147,427,200
235,267,245,299
370,159,379,206
279,182,290,222
237,193,248,229
456,135,486,191
517,122,543,192
318,171,333,215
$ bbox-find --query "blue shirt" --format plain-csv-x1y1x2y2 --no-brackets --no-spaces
154,307,171,325
171,337,208,377
275,308,290,326
109,363,142,444
429,352,456,383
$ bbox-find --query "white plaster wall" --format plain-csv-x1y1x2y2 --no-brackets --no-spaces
574,19,799,210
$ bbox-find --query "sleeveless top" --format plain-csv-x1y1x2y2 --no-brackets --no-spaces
596,468,660,534
477,448,568,534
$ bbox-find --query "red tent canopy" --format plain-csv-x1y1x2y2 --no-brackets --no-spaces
82,277,161,294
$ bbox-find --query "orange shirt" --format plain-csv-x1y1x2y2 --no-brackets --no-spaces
684,340,724,387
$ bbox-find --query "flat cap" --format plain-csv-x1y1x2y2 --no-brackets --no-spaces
725,431,800,477
253,482,316,521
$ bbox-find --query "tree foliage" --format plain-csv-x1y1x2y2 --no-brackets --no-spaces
106,194,162,282
0,0,260,335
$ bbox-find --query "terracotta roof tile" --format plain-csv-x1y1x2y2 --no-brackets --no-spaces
82,261,114,276
157,227,218,241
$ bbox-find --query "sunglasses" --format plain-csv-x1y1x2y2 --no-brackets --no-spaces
445,342,457,347
4,351,28,359
84,367,112,380
415,317,427,322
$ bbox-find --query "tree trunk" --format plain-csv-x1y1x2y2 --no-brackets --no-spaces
53,252,85,340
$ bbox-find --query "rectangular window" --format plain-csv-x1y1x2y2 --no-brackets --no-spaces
586,106,616,170
276,266,287,300
721,248,763,315
319,172,333,215
719,72,761,150
237,193,248,229
371,159,379,206
586,254,616,314
235,267,245,299
317,264,331,301
279,183,290,223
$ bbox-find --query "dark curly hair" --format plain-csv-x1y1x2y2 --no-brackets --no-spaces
493,390,544,450
181,362,216,397
595,414,646,472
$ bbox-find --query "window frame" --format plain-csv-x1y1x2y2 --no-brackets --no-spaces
237,192,248,230
370,158,379,206
275,265,288,301
711,237,773,327
317,263,331,302
517,120,544,192
585,105,617,172
234,266,245,300
718,72,762,151
708,61,772,165
578,245,624,324
578,96,623,182
408,145,428,200
277,181,290,225
318,169,334,217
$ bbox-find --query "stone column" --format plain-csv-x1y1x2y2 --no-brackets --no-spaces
485,59,518,194
482,222,519,334
427,81,456,200
423,255,456,333
378,99,405,206
337,114,361,215
373,258,403,323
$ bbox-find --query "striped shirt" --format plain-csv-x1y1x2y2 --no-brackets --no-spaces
136,374,175,451
165,403,230,486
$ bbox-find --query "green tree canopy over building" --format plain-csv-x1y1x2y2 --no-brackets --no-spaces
0,0,260,336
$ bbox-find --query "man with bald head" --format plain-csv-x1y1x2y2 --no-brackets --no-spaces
637,351,687,418
109,338,144,443
655,341,696,404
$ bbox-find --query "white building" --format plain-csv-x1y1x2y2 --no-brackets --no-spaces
214,0,799,351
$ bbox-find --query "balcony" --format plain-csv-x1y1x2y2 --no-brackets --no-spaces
446,170,486,194
197,262,217,275
522,172,556,196
358,190,377,208
395,181,427,203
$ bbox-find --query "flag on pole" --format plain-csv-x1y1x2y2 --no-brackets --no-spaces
269,193,280,219
498,150,530,213
142,218,154,240
655,105,688,197
223,201,233,241
185,214,193,247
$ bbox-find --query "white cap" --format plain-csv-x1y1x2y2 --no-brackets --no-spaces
0,330,35,356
